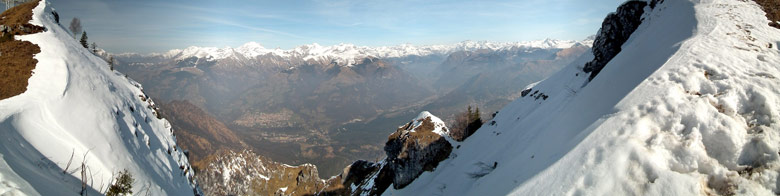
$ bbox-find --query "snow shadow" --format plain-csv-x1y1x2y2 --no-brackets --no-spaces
114,107,193,193
0,118,102,195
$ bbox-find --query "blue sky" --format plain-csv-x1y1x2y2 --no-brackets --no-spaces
33,0,625,53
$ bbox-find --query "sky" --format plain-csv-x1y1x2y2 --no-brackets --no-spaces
11,0,625,53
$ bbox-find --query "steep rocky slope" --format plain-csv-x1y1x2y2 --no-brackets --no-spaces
582,0,648,80
159,100,247,170
197,150,327,196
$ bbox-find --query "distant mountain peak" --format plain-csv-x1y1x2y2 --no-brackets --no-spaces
154,39,590,66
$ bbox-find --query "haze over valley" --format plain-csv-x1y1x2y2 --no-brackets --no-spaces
113,39,592,177
3,0,780,195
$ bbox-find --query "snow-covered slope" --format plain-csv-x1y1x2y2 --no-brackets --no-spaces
387,0,780,195
0,1,198,195
144,39,590,66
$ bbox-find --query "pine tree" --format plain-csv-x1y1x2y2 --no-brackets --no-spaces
467,105,473,119
52,10,59,24
106,169,133,196
91,42,97,53
108,56,115,71
473,107,481,122
79,31,88,48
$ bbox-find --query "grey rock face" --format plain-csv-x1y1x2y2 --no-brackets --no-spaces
383,117,453,189
583,1,649,80
342,160,379,185
319,115,454,195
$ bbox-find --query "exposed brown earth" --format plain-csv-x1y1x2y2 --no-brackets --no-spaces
158,100,357,195
0,0,44,100
754,0,780,28
160,101,336,195
160,100,247,170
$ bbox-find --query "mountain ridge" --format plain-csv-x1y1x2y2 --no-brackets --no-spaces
112,38,591,178
117,39,593,67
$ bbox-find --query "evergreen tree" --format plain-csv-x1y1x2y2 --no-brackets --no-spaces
52,10,59,24
473,106,481,122
452,105,484,141
108,56,115,71
106,169,133,196
466,105,483,138
91,42,97,53
79,31,88,48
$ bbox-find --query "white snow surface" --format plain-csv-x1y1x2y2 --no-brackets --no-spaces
151,39,590,66
387,0,780,195
0,1,197,195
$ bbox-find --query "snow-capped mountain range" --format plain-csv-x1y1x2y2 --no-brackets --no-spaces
132,39,592,66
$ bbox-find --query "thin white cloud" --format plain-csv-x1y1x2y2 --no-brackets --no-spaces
196,17,310,40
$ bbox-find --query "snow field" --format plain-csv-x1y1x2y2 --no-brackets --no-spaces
387,0,780,195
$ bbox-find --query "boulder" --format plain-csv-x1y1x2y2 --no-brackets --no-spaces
383,112,453,189
317,112,454,195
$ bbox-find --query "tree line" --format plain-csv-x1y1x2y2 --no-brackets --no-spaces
69,17,114,70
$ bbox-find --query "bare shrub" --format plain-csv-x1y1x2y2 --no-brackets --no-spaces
450,105,483,141
69,17,82,37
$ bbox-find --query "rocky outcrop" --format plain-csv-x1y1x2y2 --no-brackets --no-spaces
316,111,454,195
198,150,327,196
384,113,453,189
159,100,247,170
315,160,387,196
582,0,650,80
337,160,382,190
